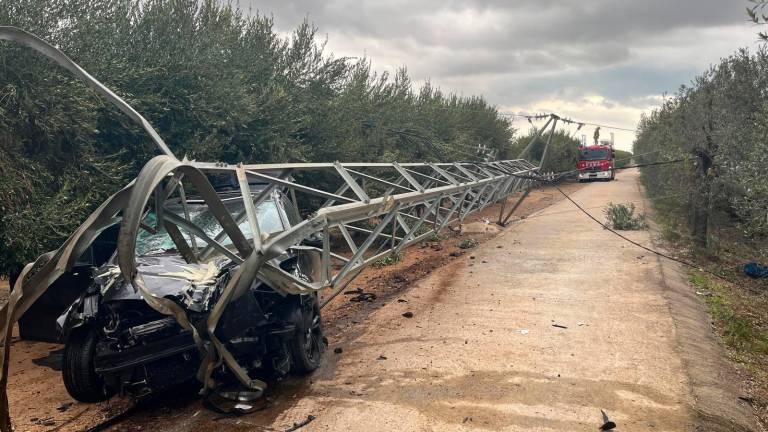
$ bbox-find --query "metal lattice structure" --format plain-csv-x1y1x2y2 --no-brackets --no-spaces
0,27,559,429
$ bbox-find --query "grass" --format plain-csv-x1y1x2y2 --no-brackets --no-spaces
372,252,402,268
427,232,446,242
691,272,768,358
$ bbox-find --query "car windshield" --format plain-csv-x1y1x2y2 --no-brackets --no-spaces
579,148,610,161
136,199,285,256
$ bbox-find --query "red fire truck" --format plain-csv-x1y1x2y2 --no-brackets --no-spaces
577,143,615,181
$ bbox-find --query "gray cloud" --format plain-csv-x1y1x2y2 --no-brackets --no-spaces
245,0,759,147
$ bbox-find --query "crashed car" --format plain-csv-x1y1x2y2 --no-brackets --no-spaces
55,177,324,402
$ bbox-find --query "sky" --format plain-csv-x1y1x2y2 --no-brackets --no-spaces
246,0,761,151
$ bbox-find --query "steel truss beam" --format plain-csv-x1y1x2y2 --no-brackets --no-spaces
0,27,555,429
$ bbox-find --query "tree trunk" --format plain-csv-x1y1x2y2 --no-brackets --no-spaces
692,150,711,249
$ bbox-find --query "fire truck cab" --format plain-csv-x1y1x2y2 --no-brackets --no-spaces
577,141,615,182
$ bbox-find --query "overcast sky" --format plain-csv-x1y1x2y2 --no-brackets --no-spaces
247,0,760,151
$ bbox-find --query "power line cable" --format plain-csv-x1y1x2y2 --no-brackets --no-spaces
502,158,690,183
551,183,765,295
501,112,637,133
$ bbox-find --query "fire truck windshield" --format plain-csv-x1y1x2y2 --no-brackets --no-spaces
579,148,610,161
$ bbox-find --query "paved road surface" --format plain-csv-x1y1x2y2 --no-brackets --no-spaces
225,168,751,432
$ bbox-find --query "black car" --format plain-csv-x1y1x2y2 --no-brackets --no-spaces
49,184,324,403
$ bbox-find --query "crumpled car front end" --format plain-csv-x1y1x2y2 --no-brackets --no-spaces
57,230,323,404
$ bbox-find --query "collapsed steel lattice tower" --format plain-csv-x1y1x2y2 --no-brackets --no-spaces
0,27,559,430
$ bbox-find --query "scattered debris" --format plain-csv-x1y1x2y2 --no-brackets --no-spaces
392,274,409,284
458,239,479,249
744,262,768,278
402,312,414,318
599,409,617,431
56,401,73,412
333,347,343,354
518,329,529,335
204,389,266,416
552,323,568,329
284,415,316,432
344,287,377,302
696,289,712,296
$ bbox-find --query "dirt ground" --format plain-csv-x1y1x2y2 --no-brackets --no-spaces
3,172,757,431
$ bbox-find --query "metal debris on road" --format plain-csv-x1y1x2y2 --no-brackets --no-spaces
599,409,617,431
285,415,316,432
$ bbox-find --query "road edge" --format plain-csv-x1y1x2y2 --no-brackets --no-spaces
639,181,758,431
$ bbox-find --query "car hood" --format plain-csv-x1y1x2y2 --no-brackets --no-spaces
99,254,229,305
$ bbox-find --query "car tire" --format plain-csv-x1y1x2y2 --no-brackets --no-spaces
62,326,114,402
289,296,324,375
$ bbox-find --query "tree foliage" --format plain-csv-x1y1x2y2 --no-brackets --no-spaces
506,128,581,174
614,149,633,168
748,0,768,41
0,0,515,275
634,47,768,248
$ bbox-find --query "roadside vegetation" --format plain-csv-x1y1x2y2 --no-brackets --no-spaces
507,129,582,173
603,202,647,230
613,149,633,169
0,0,521,276
635,16,768,425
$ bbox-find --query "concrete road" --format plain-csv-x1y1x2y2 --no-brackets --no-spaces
232,168,753,432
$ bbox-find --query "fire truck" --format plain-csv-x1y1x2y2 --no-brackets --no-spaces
577,140,615,182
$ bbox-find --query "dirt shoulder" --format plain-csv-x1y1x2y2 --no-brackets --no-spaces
4,181,584,432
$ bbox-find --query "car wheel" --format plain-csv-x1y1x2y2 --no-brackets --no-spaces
62,326,114,402
289,296,324,374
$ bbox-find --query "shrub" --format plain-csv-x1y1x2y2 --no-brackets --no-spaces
604,202,647,230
